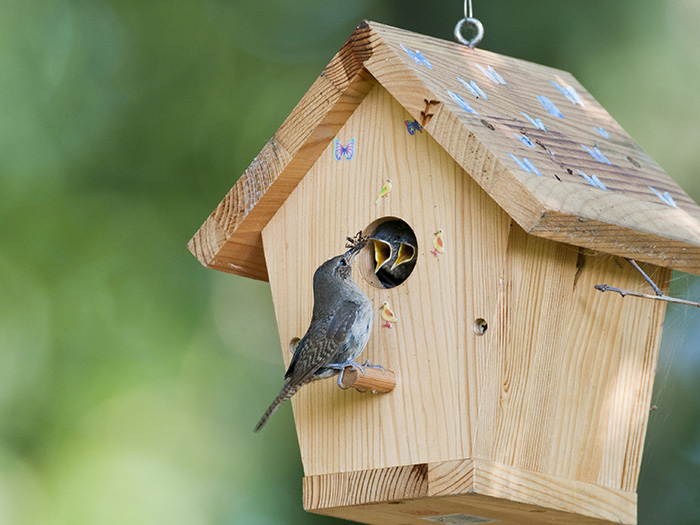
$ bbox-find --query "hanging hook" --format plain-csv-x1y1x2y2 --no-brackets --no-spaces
464,0,473,19
455,0,484,49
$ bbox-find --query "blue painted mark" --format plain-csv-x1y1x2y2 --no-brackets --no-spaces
447,90,478,115
593,126,610,138
513,133,535,148
400,43,433,69
538,95,565,118
648,186,678,208
508,153,541,176
581,144,611,165
550,80,584,106
476,64,506,85
578,170,607,191
457,77,488,99
521,112,547,132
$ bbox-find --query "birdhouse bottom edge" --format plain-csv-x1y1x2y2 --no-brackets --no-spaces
302,458,636,525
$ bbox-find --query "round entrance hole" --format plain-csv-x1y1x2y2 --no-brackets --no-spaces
358,217,418,289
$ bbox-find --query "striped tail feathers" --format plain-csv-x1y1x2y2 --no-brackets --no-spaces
254,380,304,432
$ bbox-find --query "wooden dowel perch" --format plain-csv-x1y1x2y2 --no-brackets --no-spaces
341,366,396,393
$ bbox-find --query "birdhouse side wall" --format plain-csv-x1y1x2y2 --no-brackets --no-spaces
475,226,669,493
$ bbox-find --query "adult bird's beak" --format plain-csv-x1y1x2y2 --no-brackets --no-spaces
373,239,393,273
344,232,369,264
390,242,416,270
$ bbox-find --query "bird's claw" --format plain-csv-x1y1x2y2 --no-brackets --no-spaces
361,360,386,375
330,360,385,389
327,360,366,388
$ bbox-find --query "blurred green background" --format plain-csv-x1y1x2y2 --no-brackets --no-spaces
1,1,699,523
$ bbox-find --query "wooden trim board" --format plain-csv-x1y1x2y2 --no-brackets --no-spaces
304,459,636,524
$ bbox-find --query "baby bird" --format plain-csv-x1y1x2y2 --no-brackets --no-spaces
370,220,417,288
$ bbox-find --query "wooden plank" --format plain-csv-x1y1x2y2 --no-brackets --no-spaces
302,464,428,510
477,223,580,474
529,211,700,274
304,458,635,523
473,459,636,523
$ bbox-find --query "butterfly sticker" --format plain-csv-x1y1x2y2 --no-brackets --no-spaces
513,133,535,148
333,138,355,161
581,144,611,165
476,64,506,85
404,119,423,135
578,169,607,191
508,153,541,176
593,126,610,138
538,95,565,119
521,111,547,132
400,43,433,69
648,186,678,208
446,90,478,115
550,80,585,107
458,77,488,99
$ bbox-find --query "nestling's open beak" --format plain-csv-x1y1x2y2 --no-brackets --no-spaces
390,242,416,270
373,239,392,273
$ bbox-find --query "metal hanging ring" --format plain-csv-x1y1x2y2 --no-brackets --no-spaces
454,17,484,49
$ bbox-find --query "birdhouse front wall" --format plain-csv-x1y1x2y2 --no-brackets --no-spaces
261,81,669,502
262,82,482,475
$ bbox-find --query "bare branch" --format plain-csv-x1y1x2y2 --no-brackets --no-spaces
594,284,700,309
626,259,663,296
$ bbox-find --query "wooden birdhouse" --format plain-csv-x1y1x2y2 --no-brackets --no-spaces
188,21,700,524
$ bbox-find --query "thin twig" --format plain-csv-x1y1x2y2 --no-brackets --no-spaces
627,259,663,296
594,284,700,308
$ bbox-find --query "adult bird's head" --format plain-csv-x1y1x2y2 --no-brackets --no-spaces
314,232,368,285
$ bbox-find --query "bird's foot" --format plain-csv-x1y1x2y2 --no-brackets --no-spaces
361,360,386,375
382,321,392,328
431,248,439,257
325,360,367,389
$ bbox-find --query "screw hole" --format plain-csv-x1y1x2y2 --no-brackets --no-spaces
627,155,641,168
473,318,488,335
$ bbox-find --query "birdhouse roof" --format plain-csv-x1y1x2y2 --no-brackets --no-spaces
188,20,700,280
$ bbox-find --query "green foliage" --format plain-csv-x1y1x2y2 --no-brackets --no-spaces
1,1,698,523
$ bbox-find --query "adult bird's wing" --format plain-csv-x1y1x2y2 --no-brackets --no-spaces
284,300,359,386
